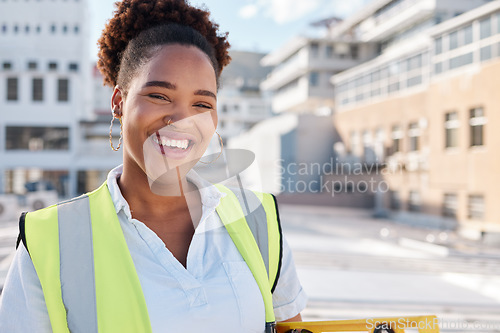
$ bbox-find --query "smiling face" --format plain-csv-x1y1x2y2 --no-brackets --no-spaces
112,44,218,192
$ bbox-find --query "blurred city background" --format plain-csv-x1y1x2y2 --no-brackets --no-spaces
1,0,500,331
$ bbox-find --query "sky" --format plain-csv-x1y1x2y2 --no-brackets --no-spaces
88,0,373,60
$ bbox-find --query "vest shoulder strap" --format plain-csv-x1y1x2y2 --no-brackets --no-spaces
214,184,283,325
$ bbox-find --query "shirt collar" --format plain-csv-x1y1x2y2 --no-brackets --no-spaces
106,165,224,218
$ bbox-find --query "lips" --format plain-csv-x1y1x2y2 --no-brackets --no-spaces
150,129,197,159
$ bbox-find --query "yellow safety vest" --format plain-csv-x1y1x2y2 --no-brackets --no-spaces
18,182,282,333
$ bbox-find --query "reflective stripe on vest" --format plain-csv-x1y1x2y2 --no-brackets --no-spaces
23,182,282,332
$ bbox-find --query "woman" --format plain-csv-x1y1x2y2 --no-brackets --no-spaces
0,0,307,332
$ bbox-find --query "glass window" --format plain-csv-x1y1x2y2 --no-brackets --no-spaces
480,45,492,61
36,25,41,33
310,43,319,58
350,45,358,59
48,62,58,70
69,63,78,72
470,107,485,146
408,122,419,151
309,72,319,86
6,126,69,150
468,195,484,220
435,36,442,54
32,78,43,101
480,16,491,39
463,24,473,45
407,76,422,87
445,111,459,148
7,77,18,101
449,52,473,70
62,25,68,34
13,25,18,33
74,25,79,34
58,78,69,102
449,30,458,50
50,24,56,33
391,125,402,154
443,193,458,218
2,24,7,33
25,25,30,33
435,62,443,74
408,190,421,212
326,45,333,58
28,61,37,70
3,62,12,70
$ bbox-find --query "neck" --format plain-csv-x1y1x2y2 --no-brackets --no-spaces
118,162,197,218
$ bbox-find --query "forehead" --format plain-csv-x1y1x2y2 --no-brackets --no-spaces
139,44,216,86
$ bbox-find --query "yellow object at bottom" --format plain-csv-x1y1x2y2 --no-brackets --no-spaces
276,315,440,333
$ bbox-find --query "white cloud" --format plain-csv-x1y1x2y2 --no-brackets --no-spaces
238,4,259,19
325,0,373,19
238,0,373,25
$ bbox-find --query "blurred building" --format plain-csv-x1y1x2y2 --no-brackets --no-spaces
0,0,92,201
217,51,272,142
260,21,376,114
331,0,499,238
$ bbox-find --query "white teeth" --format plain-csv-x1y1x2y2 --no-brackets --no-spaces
153,136,189,149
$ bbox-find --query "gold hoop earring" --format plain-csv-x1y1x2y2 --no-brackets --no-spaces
199,132,223,164
109,116,123,151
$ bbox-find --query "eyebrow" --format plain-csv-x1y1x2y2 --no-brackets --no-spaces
142,80,216,100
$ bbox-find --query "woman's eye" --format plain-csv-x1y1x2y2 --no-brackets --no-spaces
149,94,168,101
195,103,213,109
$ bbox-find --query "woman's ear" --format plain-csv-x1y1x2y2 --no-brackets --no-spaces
111,85,124,116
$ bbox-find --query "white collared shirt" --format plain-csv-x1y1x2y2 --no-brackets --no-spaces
0,165,307,333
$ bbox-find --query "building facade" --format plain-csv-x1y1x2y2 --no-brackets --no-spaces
0,0,91,200
332,0,499,238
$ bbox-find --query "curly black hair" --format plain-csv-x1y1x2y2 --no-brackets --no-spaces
97,0,231,90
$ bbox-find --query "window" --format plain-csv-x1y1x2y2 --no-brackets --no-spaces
13,25,18,33
443,193,458,218
25,25,30,33
350,45,358,59
221,105,227,113
449,52,473,70
408,122,419,151
435,62,443,74
310,43,319,58
445,112,459,148
3,62,12,70
36,25,41,33
408,191,421,212
480,45,492,61
390,191,401,210
28,61,37,70
32,78,43,101
468,195,484,220
58,78,69,102
435,36,442,54
69,63,79,72
480,16,491,39
62,25,68,34
470,107,485,146
463,24,473,45
391,125,402,153
48,62,58,70
51,24,56,33
326,45,333,58
309,72,319,86
74,25,79,34
7,78,18,101
449,30,458,50
2,24,7,33
6,126,69,150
